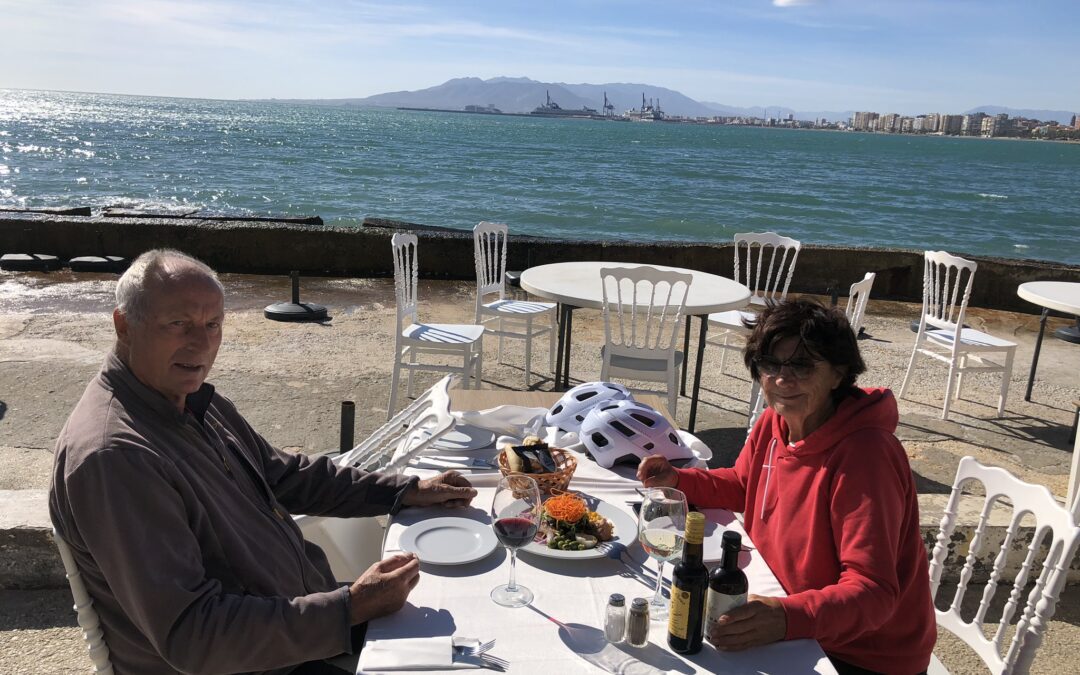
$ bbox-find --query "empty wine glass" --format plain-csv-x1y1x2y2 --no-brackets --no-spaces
637,486,687,619
490,474,541,607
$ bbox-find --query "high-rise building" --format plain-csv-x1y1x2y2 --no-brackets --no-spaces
962,112,988,136
879,113,900,133
851,111,879,131
923,113,941,133
940,114,963,135
1073,114,1080,130
900,117,915,133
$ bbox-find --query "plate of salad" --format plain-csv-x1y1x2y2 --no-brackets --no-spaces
519,491,638,560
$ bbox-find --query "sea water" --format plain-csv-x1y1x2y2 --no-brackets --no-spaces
1,89,1078,265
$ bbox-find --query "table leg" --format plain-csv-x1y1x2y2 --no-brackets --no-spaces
681,319,691,396
688,316,708,434
1025,308,1049,402
1069,427,1080,522
554,303,566,389
558,306,576,389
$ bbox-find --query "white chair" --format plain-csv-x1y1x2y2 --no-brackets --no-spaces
473,221,557,389
297,376,456,581
928,456,1080,674
388,233,484,419
899,251,1016,420
844,271,876,336
706,232,801,371
600,266,692,416
53,528,114,674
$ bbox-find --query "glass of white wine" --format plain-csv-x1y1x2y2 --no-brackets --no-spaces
637,486,688,620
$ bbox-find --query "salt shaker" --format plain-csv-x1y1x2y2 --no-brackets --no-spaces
625,597,650,647
604,593,627,643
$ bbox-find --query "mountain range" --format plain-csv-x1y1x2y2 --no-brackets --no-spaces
267,77,1077,125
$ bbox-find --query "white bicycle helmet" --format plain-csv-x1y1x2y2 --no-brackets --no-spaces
545,381,634,433
579,400,694,469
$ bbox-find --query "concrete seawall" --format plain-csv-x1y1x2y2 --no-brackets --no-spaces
2,211,1077,314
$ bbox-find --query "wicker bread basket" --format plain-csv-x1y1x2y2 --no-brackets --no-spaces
497,447,576,495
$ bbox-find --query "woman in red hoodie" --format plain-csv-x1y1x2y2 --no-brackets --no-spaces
639,299,935,675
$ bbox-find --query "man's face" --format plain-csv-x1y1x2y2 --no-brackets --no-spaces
115,272,225,411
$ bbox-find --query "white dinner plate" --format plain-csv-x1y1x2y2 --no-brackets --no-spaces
429,424,498,452
398,517,498,565
519,496,638,560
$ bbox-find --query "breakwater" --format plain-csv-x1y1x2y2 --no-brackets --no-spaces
2,210,1076,314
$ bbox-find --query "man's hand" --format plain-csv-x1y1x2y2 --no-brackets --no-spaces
402,471,477,508
706,594,787,651
636,455,679,488
348,553,421,625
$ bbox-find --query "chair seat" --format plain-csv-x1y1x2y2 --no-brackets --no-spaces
602,346,684,373
925,327,1017,351
481,299,556,315
403,322,484,343
707,309,756,331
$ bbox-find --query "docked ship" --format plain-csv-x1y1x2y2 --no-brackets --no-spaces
625,93,665,122
530,91,598,118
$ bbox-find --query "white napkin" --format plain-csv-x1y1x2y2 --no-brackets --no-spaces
357,636,480,672
453,405,547,438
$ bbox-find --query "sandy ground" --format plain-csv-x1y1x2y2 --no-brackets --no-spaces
1,269,1078,673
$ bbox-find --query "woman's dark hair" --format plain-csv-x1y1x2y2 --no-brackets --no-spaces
742,298,866,401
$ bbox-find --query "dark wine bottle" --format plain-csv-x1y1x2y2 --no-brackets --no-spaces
667,512,708,654
704,531,749,645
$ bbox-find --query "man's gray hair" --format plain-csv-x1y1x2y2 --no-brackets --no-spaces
115,249,224,322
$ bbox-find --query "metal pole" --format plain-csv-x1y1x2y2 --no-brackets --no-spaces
291,271,300,304
339,401,355,454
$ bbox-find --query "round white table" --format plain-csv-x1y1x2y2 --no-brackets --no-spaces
521,261,752,432
1017,281,1080,515
1017,281,1080,402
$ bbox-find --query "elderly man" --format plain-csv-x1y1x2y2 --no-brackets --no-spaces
50,249,477,674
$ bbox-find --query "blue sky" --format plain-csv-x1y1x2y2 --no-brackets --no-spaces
2,0,1076,114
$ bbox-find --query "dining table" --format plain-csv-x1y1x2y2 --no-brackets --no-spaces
520,262,752,433
360,389,837,674
1016,281,1080,402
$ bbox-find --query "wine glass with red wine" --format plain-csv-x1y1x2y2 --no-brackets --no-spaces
490,474,541,608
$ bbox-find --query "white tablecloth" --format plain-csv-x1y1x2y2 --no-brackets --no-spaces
365,410,836,674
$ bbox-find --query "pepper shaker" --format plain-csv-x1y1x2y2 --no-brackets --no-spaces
625,597,651,647
604,593,627,643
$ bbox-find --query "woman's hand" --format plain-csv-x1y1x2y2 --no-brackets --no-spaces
706,594,787,651
636,455,679,488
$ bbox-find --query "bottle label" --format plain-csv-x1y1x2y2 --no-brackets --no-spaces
705,589,747,636
667,583,693,639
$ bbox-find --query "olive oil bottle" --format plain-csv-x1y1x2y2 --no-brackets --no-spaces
667,512,708,654
705,530,749,644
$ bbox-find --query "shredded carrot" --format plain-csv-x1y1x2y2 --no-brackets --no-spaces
544,492,588,523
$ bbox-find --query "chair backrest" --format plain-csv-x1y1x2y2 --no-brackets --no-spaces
733,231,801,303
844,271,876,335
921,250,977,335
929,456,1080,675
474,221,509,314
53,528,115,674
336,374,456,473
600,266,692,357
391,232,419,333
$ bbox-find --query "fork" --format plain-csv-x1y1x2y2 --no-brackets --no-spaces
454,639,495,656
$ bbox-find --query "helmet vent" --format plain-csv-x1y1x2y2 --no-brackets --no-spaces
630,412,655,426
590,432,610,447
577,390,597,401
643,442,654,451
610,420,634,437
668,432,679,443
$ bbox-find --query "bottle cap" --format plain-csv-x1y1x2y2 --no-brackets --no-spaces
630,597,649,611
684,512,705,543
608,593,625,607
722,530,742,550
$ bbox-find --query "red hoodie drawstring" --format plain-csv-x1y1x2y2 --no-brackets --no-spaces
758,438,779,521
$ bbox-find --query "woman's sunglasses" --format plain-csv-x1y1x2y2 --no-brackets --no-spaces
753,355,820,380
